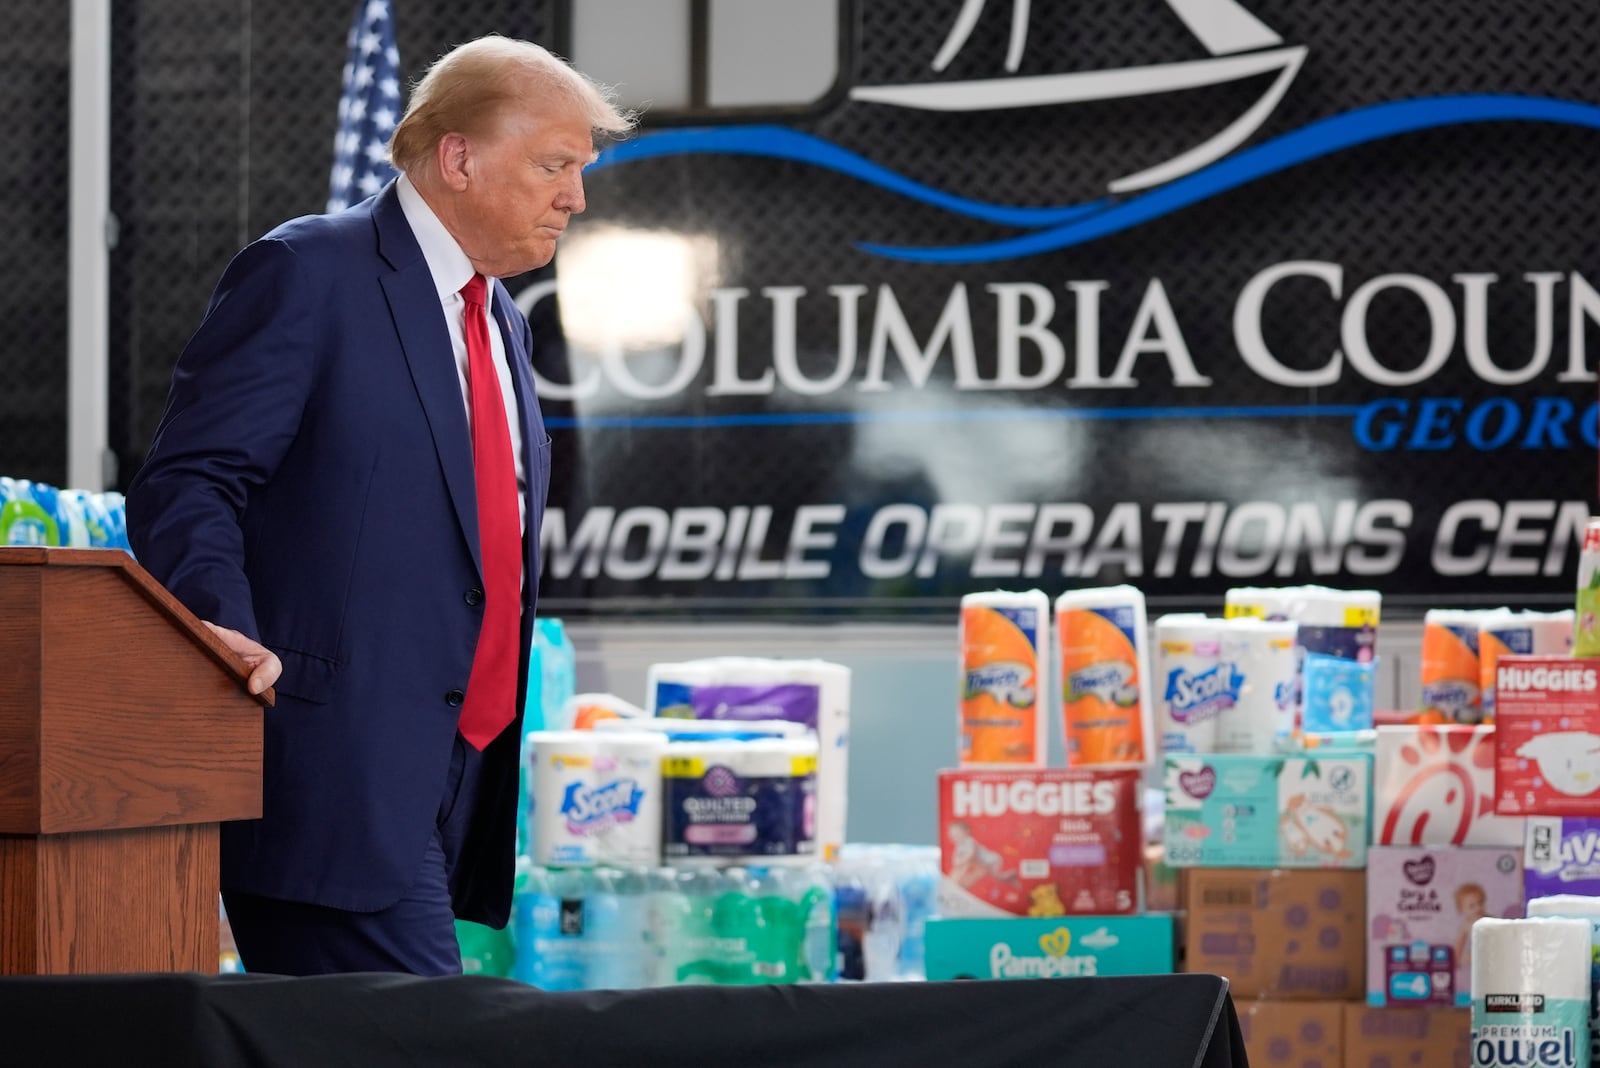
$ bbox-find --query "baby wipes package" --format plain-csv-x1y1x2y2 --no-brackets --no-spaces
1366,846,1524,1008
1163,753,1371,868
937,768,1141,917
1493,656,1600,816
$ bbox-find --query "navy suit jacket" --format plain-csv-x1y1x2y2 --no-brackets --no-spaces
128,182,547,926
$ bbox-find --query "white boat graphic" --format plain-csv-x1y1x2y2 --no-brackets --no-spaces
849,0,1306,193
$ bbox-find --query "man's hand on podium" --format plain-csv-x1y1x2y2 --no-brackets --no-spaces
202,621,284,697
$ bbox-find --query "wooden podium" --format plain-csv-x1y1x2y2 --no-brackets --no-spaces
0,547,269,974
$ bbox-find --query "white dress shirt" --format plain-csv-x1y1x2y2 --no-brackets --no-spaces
395,174,528,532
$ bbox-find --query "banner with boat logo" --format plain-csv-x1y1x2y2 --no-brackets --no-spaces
525,0,1600,614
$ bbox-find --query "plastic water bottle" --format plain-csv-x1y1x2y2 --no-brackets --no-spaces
584,867,651,990
895,847,938,981
833,866,868,981
673,866,725,985
512,866,588,991
746,866,804,984
644,866,692,987
0,479,57,546
863,865,905,983
799,864,837,983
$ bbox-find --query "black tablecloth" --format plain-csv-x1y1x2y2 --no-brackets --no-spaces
0,971,1247,1067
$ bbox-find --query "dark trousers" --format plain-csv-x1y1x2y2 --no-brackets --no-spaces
223,732,486,976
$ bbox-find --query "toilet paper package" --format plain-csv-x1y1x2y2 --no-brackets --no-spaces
1526,895,1600,1067
1056,586,1153,766
1163,753,1371,868
1480,611,1575,720
1493,656,1600,817
1154,614,1234,755
527,730,668,868
1366,846,1525,1008
1216,617,1298,754
647,657,849,861
1524,818,1600,900
1375,726,1525,847
661,735,818,864
959,590,1049,766
1422,609,1504,725
937,768,1142,917
1469,916,1591,1068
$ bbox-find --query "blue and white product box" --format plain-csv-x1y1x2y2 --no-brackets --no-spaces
1524,816,1600,900
1163,753,1371,868
923,914,1174,981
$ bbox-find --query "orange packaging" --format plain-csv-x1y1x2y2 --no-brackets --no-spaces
1420,609,1501,724
1056,586,1152,766
959,590,1048,765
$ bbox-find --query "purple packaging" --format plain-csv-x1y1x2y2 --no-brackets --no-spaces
1365,846,1524,1007
1525,816,1600,899
654,681,820,731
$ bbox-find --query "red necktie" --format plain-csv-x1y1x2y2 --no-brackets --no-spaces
458,274,521,750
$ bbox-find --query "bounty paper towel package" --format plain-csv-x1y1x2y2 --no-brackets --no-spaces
1469,916,1592,1068
1525,817,1600,899
1493,656,1600,817
1421,609,1503,725
1056,586,1153,766
1366,846,1525,1008
1374,725,1524,847
959,590,1049,765
1163,753,1370,868
937,768,1141,917
923,914,1173,981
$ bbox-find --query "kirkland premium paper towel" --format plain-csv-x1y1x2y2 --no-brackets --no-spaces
1470,916,1591,1068
959,590,1050,766
1055,586,1153,766
1526,896,1600,1066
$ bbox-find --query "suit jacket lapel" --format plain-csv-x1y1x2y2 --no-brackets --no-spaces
492,282,545,600
372,184,482,577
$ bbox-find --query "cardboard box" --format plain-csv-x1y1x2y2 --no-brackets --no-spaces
1182,868,1365,999
1236,1001,1343,1068
1342,1005,1471,1068
1494,656,1600,816
937,768,1141,917
1374,725,1523,846
1164,754,1370,868
923,914,1174,981
1524,815,1600,899
1366,846,1523,1007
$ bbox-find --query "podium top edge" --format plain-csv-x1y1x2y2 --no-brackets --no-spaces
0,547,133,567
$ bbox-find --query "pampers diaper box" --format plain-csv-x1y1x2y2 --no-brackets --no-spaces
1524,816,1600,899
937,768,1142,917
1493,655,1600,816
924,915,1174,981
1365,846,1524,1008
1163,754,1370,868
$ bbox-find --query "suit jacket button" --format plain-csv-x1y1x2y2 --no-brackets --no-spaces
445,689,465,707
465,588,484,606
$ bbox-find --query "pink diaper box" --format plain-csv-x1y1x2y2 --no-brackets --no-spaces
1373,726,1523,847
1493,656,1600,817
1365,845,1524,1008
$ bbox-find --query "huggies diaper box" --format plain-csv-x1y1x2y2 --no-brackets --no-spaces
1365,846,1524,1008
923,914,1174,981
937,768,1142,917
1163,754,1370,868
1493,656,1600,816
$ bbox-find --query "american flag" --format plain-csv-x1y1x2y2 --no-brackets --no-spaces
327,0,402,212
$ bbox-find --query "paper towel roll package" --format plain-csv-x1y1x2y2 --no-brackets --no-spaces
527,730,668,868
661,735,819,864
959,590,1049,766
1479,610,1575,720
1154,614,1233,755
1216,616,1298,754
1525,896,1600,1067
1469,916,1592,1068
1421,609,1506,725
1055,586,1153,766
647,657,850,862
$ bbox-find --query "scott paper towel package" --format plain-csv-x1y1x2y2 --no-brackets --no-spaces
647,657,849,861
1493,656,1600,817
527,730,668,868
923,914,1173,981
1525,817,1600,899
959,590,1049,766
1526,895,1600,1067
1366,846,1525,1008
1480,611,1575,720
1164,753,1370,868
1375,725,1524,847
1469,916,1591,1068
661,734,818,864
936,768,1141,917
1055,586,1152,766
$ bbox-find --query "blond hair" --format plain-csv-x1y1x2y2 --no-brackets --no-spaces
390,37,634,177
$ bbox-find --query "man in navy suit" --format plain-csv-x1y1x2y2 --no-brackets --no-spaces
127,38,632,976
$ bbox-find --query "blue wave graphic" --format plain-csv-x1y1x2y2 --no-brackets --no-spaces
591,125,1107,228
592,96,1600,264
